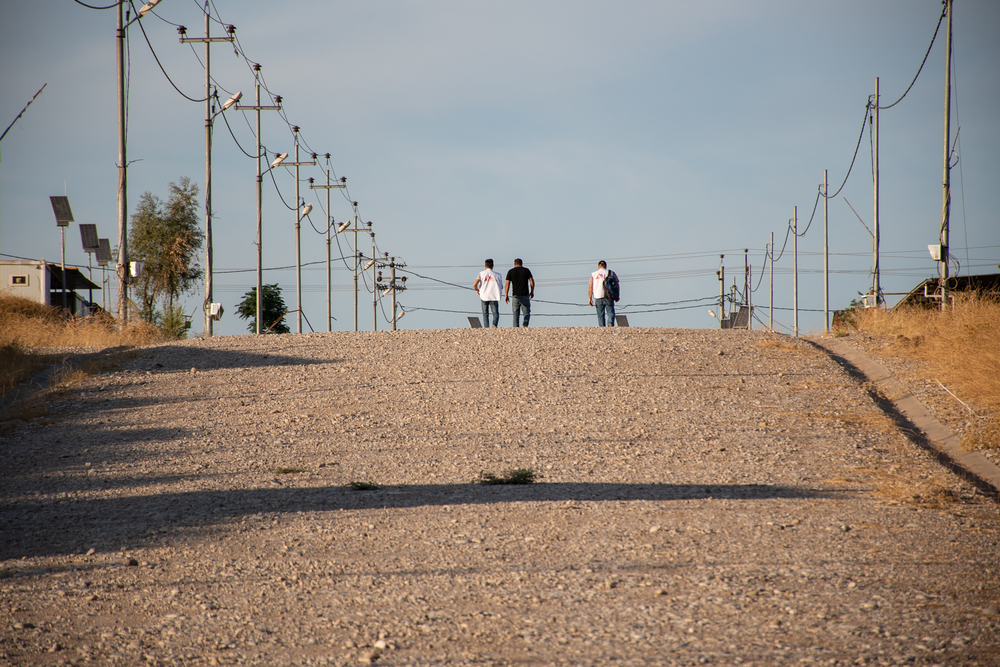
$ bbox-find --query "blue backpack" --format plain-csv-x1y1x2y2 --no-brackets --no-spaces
603,270,620,302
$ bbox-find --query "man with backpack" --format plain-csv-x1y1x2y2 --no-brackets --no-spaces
473,258,503,328
588,260,620,327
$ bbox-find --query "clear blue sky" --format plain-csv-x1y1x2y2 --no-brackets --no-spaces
2,0,998,335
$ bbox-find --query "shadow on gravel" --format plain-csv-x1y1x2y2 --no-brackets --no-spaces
133,345,340,372
0,482,835,560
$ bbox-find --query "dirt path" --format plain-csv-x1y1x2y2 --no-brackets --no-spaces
2,327,998,666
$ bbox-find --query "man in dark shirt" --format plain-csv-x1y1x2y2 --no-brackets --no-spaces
504,258,535,327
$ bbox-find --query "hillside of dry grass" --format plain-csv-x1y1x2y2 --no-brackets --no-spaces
0,294,164,397
851,296,1000,450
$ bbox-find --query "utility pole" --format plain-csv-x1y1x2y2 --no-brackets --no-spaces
872,78,881,305
178,9,235,337
793,206,799,338
940,0,953,311
823,169,829,332
285,128,317,333
309,163,347,331
235,66,281,334
377,257,407,331
717,254,724,329
744,248,751,331
371,237,378,331
769,232,774,332
343,212,367,331
116,0,128,326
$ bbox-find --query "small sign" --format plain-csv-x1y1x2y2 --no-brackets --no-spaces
11,275,28,286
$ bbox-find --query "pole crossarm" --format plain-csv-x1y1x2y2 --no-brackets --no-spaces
180,37,236,43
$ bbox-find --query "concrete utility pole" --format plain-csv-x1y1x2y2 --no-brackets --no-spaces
285,128,317,333
376,257,407,331
116,1,128,326
872,77,881,305
309,162,347,332
236,66,281,334
179,6,235,337
793,206,799,338
717,254,724,329
940,0,953,311
769,232,774,332
823,169,829,332
371,237,378,331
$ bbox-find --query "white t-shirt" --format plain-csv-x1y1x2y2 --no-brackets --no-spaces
591,269,608,299
477,269,503,301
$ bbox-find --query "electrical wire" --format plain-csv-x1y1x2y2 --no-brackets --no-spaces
877,5,947,110
267,169,298,211
127,0,206,103
794,189,822,238
72,0,122,9
821,103,870,200
217,102,258,159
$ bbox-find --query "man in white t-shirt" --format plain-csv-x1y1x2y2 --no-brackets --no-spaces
588,260,617,327
473,259,503,327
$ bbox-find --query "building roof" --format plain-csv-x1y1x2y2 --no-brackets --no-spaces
895,273,1000,309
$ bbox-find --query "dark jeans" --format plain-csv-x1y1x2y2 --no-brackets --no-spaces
481,300,499,327
511,296,531,327
595,298,616,327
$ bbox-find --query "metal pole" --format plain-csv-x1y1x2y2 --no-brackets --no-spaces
793,205,799,338
116,2,128,326
203,4,213,337
769,232,774,331
88,254,93,307
873,77,880,304
940,0,953,311
61,227,67,311
371,234,377,332
255,78,263,335
294,134,301,334
823,169,829,332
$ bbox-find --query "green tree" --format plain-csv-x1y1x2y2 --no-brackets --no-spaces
129,177,204,324
236,283,290,334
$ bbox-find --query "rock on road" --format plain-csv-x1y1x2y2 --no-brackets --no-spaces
2,327,998,666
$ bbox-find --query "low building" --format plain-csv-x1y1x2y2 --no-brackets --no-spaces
895,273,1000,309
1,259,102,316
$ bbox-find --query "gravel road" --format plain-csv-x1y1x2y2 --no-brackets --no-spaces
2,327,998,666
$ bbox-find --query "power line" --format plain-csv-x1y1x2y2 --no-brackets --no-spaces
877,5,947,110
128,0,207,103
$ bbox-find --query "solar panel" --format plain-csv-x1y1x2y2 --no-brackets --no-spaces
80,224,99,253
96,238,112,265
50,196,74,226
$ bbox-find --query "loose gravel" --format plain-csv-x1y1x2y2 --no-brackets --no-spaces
2,327,998,666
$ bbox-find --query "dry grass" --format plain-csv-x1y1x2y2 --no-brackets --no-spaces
852,297,1000,450
0,294,165,397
